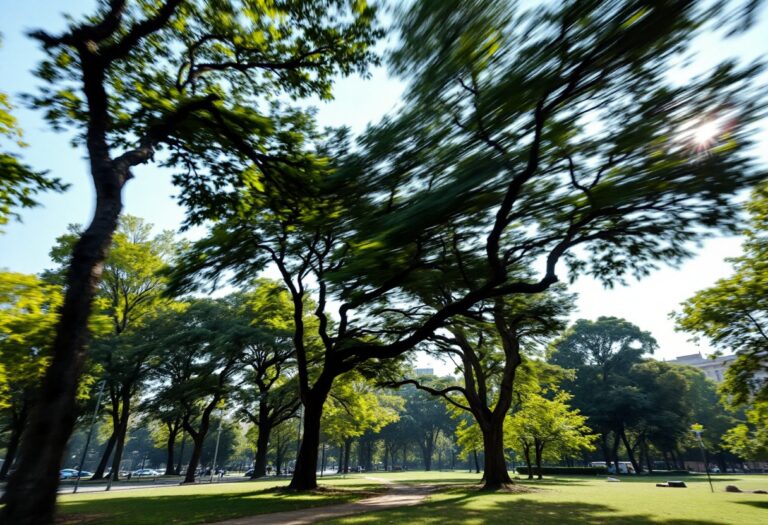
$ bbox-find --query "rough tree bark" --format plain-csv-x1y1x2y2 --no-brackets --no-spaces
0,3,195,522
182,400,217,484
480,420,511,488
91,430,116,480
288,381,330,490
0,403,27,480
109,391,131,481
164,422,180,476
252,416,271,478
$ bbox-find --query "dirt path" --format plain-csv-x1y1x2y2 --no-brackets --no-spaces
210,478,433,525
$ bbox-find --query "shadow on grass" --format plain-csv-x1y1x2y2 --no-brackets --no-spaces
396,477,488,486
734,500,768,510
330,495,733,525
57,487,365,525
513,477,593,487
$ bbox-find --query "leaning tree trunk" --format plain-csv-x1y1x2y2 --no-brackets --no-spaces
109,393,131,481
480,420,512,489
184,436,205,483
182,403,216,484
288,384,330,490
0,171,124,525
0,422,23,480
91,430,116,480
620,429,641,474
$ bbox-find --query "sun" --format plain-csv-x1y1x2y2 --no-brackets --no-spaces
693,120,720,147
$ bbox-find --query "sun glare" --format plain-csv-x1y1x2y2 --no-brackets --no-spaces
694,120,720,146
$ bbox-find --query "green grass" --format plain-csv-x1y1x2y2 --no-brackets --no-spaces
53,471,768,525
326,472,768,525
56,474,382,525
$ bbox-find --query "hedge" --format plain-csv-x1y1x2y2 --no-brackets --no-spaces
515,466,608,476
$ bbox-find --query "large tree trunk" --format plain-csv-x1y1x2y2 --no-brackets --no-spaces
109,392,131,481
91,429,116,480
164,426,179,476
522,444,533,480
600,432,611,468
182,403,216,484
420,436,434,471
0,181,123,524
288,385,329,490
620,429,641,474
336,443,343,473
0,419,24,480
534,440,544,480
176,432,186,475
342,437,352,473
480,421,512,489
642,437,653,473
364,440,373,472
184,436,205,483
610,432,621,474
253,420,271,478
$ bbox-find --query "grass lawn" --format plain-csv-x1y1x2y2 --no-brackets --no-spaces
52,471,768,525
327,472,768,525
55,474,382,525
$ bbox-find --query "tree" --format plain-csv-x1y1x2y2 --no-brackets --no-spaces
507,390,596,480
170,0,766,491
234,280,300,478
47,215,175,481
321,375,401,474
550,317,657,473
388,289,572,488
0,274,61,479
142,390,186,476
723,402,768,461
4,2,381,521
675,182,768,407
383,377,453,473
142,299,244,483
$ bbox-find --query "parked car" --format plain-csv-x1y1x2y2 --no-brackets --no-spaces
60,469,78,480
131,468,160,477
59,469,92,480
244,469,254,477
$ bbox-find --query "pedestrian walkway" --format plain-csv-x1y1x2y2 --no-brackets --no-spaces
210,479,434,525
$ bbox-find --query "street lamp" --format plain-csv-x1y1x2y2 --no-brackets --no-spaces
691,424,714,493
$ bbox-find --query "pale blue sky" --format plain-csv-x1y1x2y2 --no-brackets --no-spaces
1,1,767,372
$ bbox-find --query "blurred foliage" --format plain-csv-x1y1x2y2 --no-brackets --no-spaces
0,90,67,230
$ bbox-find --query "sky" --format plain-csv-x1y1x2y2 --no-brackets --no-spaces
1,1,767,376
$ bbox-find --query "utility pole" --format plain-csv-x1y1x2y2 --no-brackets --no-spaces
210,407,224,483
74,380,105,493
692,424,714,493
